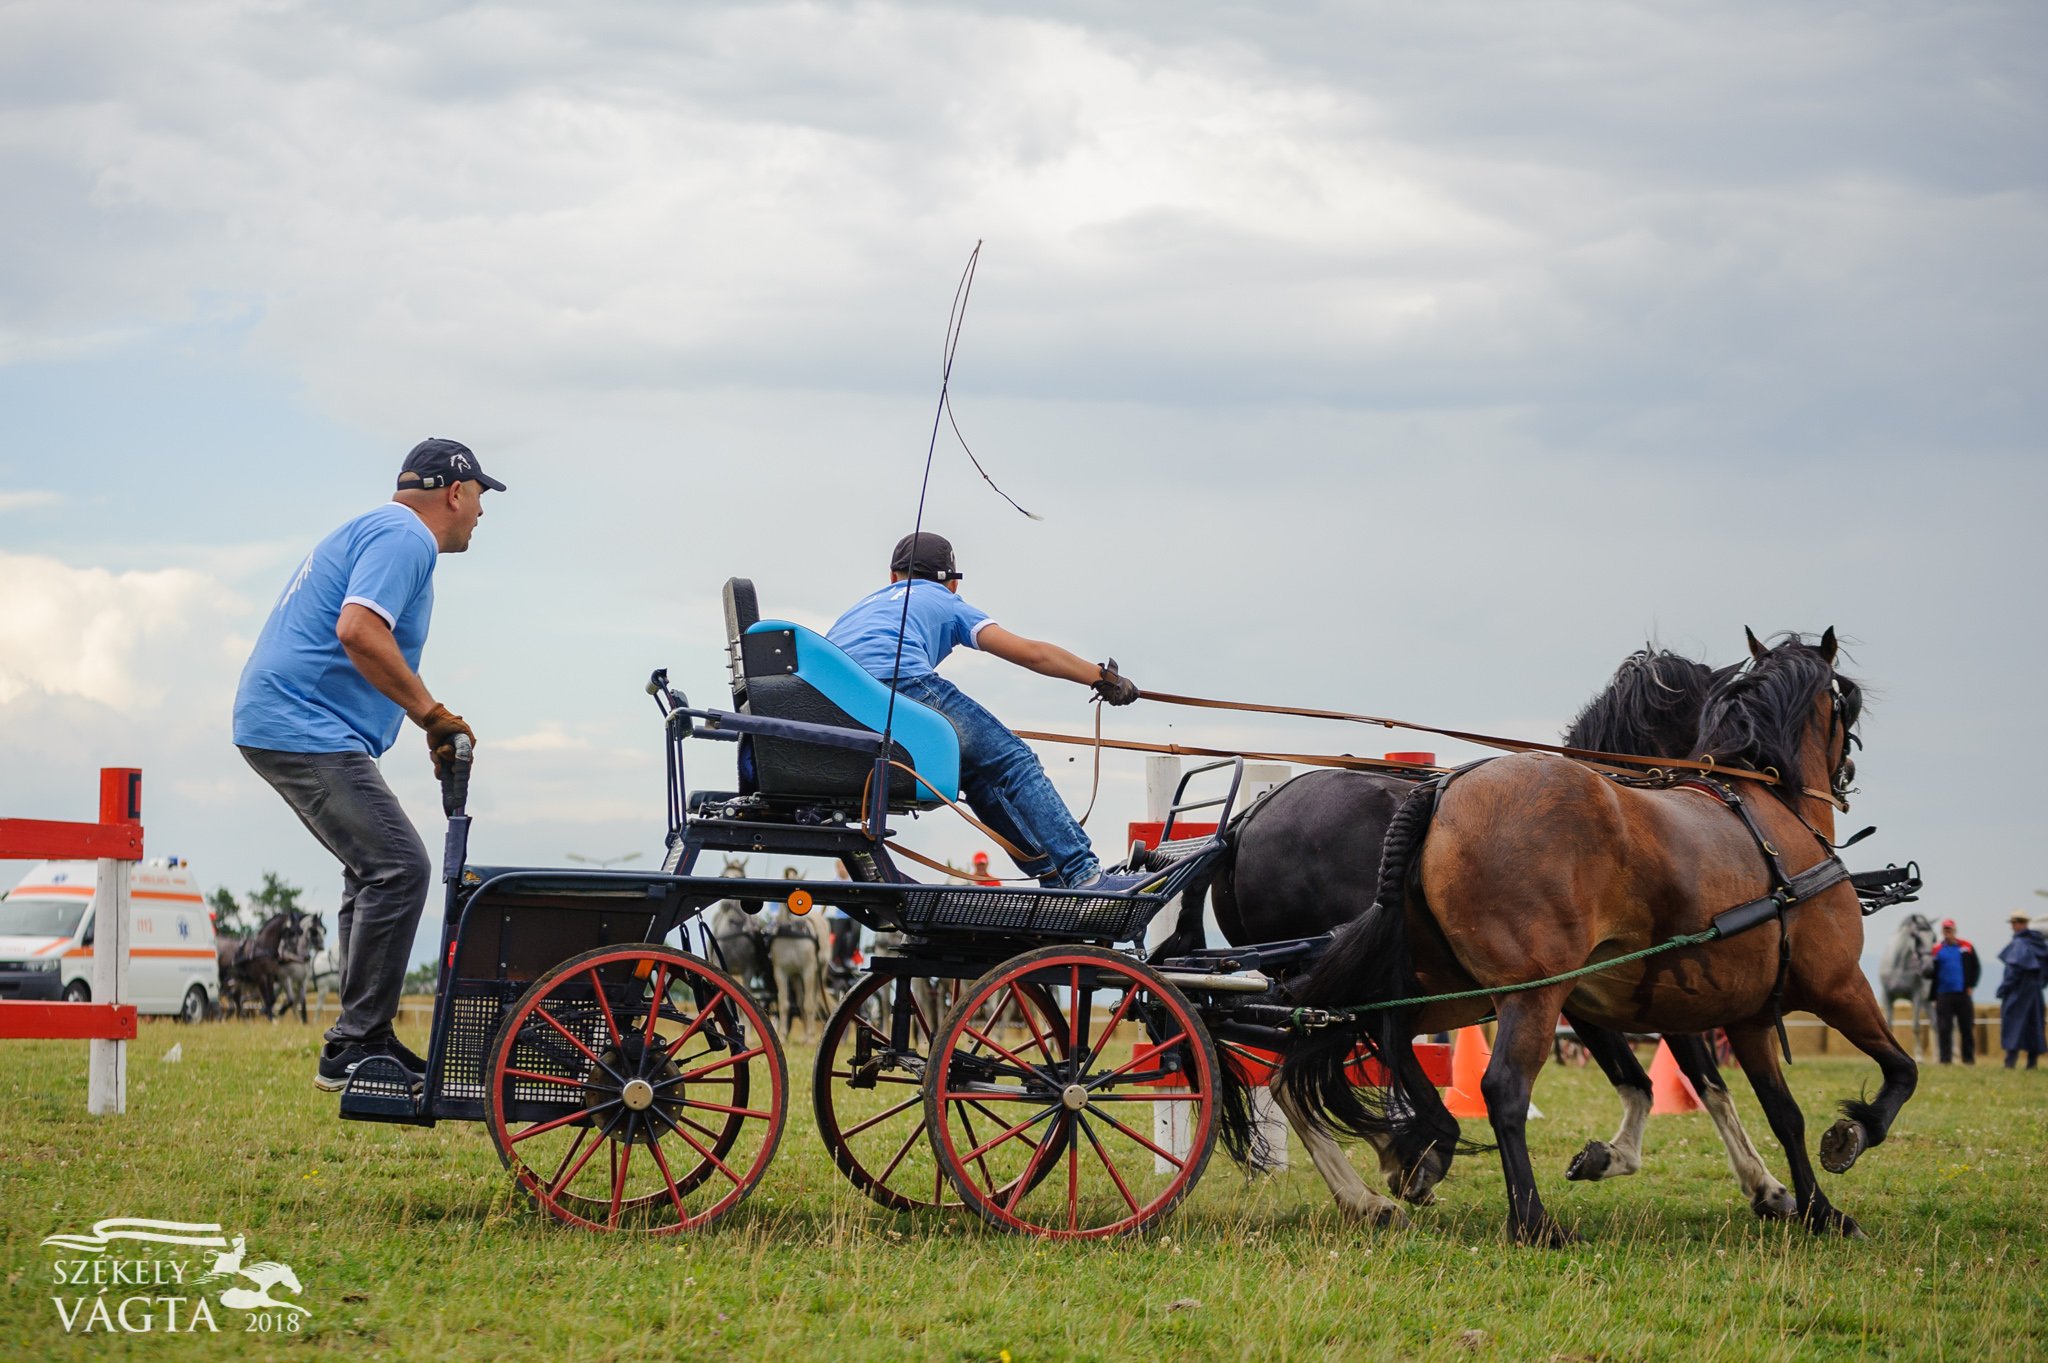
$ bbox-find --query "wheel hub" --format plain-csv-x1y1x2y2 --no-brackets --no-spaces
620,1078,655,1111
1060,1082,1090,1112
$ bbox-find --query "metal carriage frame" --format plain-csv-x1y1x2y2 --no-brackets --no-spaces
339,618,1298,1236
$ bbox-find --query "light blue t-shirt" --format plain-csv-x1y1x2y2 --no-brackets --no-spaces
233,503,439,755
827,580,993,682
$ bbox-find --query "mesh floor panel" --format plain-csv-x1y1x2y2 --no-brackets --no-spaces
896,888,1158,941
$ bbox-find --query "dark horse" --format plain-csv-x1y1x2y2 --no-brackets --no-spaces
1281,630,1915,1244
1157,647,1791,1221
215,910,306,1019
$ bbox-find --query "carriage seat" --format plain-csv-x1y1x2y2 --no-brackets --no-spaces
723,578,961,811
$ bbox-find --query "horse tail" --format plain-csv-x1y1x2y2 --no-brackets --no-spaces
1277,778,1475,1166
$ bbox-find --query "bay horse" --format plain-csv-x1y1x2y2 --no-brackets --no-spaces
1281,629,1915,1244
1165,648,1790,1223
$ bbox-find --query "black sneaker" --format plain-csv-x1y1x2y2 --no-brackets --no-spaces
377,1036,428,1077
313,1041,378,1092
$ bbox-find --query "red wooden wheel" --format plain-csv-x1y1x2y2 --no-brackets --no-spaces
924,945,1218,1239
484,944,786,1233
814,972,1069,1211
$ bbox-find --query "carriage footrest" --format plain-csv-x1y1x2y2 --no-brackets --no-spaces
338,1056,431,1126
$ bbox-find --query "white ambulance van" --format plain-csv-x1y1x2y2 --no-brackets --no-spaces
0,859,218,1022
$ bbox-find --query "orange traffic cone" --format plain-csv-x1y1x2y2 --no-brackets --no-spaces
1649,1038,1704,1114
1443,1026,1490,1118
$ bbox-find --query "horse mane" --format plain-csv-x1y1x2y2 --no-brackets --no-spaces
1693,633,1862,805
1562,646,1728,760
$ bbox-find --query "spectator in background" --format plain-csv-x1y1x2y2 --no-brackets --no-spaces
1924,918,1980,1065
1996,911,2048,1070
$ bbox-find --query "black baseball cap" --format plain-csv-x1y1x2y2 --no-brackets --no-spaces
397,438,506,493
891,532,959,582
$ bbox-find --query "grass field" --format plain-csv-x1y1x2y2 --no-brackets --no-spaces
5,1015,2046,1362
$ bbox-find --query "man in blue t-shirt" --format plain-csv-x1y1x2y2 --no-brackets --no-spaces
1924,918,1980,1065
233,437,503,1092
827,532,1140,889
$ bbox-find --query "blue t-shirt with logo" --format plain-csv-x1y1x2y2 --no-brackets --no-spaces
233,503,439,755
827,580,993,682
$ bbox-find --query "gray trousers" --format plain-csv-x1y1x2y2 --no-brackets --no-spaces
239,747,430,1046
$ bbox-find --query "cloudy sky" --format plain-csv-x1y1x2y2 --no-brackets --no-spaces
1,1,2042,977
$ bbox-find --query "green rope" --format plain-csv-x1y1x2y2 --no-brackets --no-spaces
1300,927,1722,1021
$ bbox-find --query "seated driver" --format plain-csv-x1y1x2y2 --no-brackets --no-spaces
827,532,1141,889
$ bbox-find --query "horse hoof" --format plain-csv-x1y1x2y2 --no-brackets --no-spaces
1804,1205,1865,1239
1819,1119,1867,1174
1363,1202,1411,1231
1566,1141,1611,1182
1751,1184,1797,1221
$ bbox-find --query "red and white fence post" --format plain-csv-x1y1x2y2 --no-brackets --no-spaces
0,767,145,1115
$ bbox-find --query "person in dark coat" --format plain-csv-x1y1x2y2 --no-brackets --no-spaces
1995,912,2048,1069
1924,918,1981,1065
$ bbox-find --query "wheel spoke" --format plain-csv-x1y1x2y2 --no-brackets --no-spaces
957,1022,1055,1085
1066,1122,1081,1232
660,997,720,1061
644,1131,690,1223
1008,983,1060,1065
955,1100,1004,1194
1068,965,1083,1058
1081,982,1140,1070
642,962,669,1048
871,1118,930,1189
585,967,624,1048
649,1105,745,1187
609,1119,634,1227
533,1007,622,1081
837,1092,923,1140
502,1066,587,1089
1079,1113,1143,1216
544,1125,591,1191
510,1099,619,1145
1085,1029,1190,1091
950,1098,1058,1166
1090,1107,1189,1170
672,1044,767,1083
677,1096,777,1121
545,1121,609,1199
1001,1116,1065,1216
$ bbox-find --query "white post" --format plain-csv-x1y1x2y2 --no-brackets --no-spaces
87,857,131,1116
1238,763,1293,1171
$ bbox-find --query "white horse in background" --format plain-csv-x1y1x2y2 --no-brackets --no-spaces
1880,912,1937,1059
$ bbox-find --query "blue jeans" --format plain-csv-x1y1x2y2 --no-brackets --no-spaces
895,674,1099,887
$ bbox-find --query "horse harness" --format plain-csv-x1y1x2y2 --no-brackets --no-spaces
1312,760,1860,1058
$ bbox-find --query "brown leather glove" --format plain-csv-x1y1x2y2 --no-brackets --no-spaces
417,703,475,778
1091,659,1140,706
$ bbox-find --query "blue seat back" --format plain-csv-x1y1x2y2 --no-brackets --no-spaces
738,619,961,806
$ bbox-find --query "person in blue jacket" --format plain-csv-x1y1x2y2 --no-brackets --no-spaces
827,532,1141,890
1924,918,1980,1065
233,438,503,1092
1997,912,2048,1069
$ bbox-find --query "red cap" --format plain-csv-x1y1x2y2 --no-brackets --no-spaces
1941,918,1956,929
972,851,989,865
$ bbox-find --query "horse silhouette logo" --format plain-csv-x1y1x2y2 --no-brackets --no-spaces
197,1234,310,1317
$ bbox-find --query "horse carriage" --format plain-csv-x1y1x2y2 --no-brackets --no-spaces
338,578,1396,1237
339,584,1926,1243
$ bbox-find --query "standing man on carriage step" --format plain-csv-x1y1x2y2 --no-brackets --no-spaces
828,532,1145,890
232,438,502,1092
